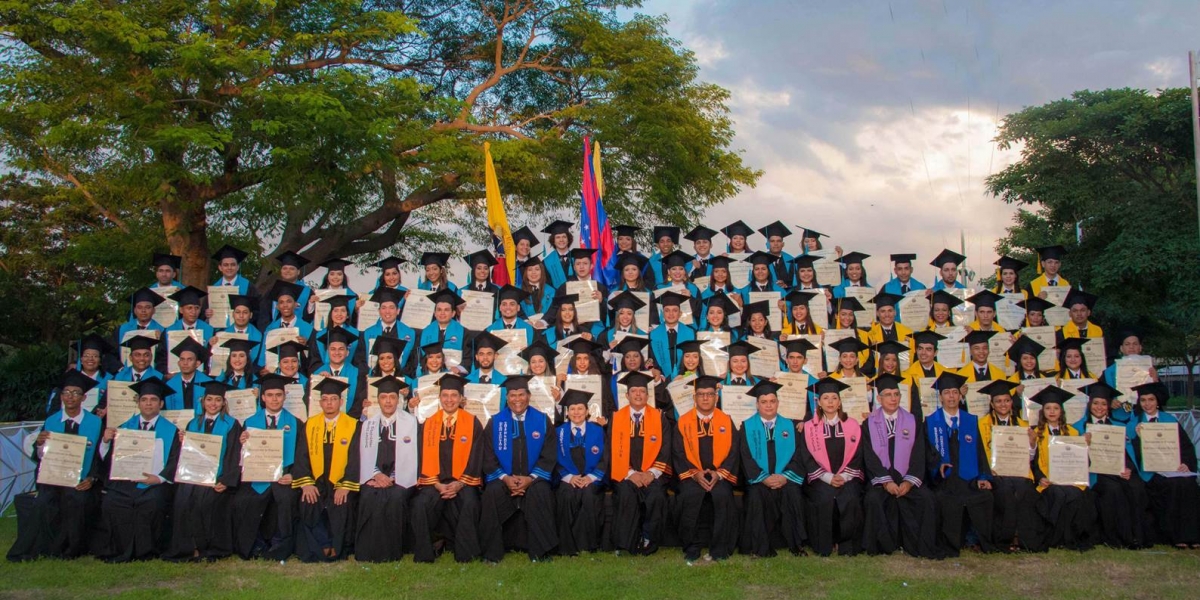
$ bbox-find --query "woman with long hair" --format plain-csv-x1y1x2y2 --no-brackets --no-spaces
798,377,865,556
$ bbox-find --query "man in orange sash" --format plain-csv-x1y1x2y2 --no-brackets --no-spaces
672,375,741,562
608,371,672,556
411,374,486,563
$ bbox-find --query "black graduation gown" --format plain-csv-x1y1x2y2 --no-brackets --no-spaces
671,415,741,560
1082,418,1150,548
797,420,865,556
1133,421,1200,545
929,430,995,556
479,413,559,561
987,420,1043,552
737,421,805,557
862,419,939,558
7,424,103,561
609,412,673,554
354,420,416,562
163,419,243,560
411,416,486,563
230,419,302,561
97,425,181,562
554,427,606,556
1031,428,1096,551
291,419,359,562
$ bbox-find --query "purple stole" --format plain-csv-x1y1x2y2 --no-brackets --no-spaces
867,408,916,477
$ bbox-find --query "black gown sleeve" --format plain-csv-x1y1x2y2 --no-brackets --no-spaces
737,426,764,484
534,414,558,479
1180,423,1198,472
482,419,501,476
291,423,314,486
463,418,487,483
862,432,887,484
161,430,182,483
341,422,361,488
718,426,740,482
908,422,927,485
218,421,243,488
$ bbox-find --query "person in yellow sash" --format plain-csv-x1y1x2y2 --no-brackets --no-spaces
1025,245,1069,298
1028,385,1096,551
291,377,359,562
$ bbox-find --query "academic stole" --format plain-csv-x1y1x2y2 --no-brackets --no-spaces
306,414,356,484
678,410,734,482
419,411,476,484
610,406,665,480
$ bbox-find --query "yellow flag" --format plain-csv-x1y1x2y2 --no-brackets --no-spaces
484,142,516,283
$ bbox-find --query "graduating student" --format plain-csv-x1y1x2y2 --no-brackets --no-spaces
781,289,823,336
903,330,948,384
165,337,213,413
561,247,610,324
777,338,820,419
613,223,641,255
308,259,359,320
259,251,313,328
798,377,865,556
209,244,256,297
114,287,168,366
966,290,1009,333
975,380,1041,552
721,220,755,256
310,294,361,366
612,252,652,293
929,249,967,291
291,377,360,562
372,256,409,297
700,255,739,306
216,293,264,369
541,220,576,288
1007,336,1053,383
486,285,537,347
608,371,672,555
1073,381,1150,549
59,334,116,414
599,290,647,350
1025,245,1069,298
150,252,184,289
554,389,607,556
479,376,559,562
115,332,167,387
861,374,939,559
1101,330,1158,424
1055,337,1097,380
543,294,601,347
956,330,1007,383
518,257,556,318
647,291,696,381
511,226,539,285
219,338,260,391
361,287,418,375
740,300,777,342
831,251,871,299
1058,288,1104,341
1015,295,1055,329
827,336,870,385
350,375,420,559
697,291,741,343
96,376,181,562
230,374,303,560
673,375,740,562
166,286,215,344
9,371,104,561
684,225,719,283
738,251,785,303
659,250,703,308
163,381,243,561
463,250,502,295
925,371,995,556
1028,385,1096,551
262,280,314,347
411,374,487,563
722,340,762,390
759,221,795,287
418,289,469,372
311,327,367,417
417,251,457,293
1126,382,1200,549
831,297,872,367
926,290,964,332
865,292,913,346
646,226,681,287
465,331,509,409
881,253,927,297
991,256,1029,296
738,380,807,557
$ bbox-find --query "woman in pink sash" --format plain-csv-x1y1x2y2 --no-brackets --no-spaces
798,377,865,556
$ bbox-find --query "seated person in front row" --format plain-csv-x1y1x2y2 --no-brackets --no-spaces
353,376,420,563
609,371,672,556
291,377,360,562
554,390,607,556
926,371,995,556
737,380,807,558
673,375,740,563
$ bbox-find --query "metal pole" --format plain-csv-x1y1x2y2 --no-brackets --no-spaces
1189,51,1200,242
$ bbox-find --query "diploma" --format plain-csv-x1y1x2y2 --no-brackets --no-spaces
917,376,940,418
1058,378,1094,425
120,329,161,367
1048,436,1090,486
667,375,696,416
936,341,969,369
463,383,501,424
564,281,601,323
655,285,694,325
209,331,249,377
725,252,752,287
207,285,239,329
306,375,347,419
283,383,307,418
1018,326,1058,369
263,327,300,372
947,288,976,327
166,329,206,374
719,384,756,426
362,376,383,420
312,288,344,329
414,385,442,423
807,290,830,330
225,388,259,423
1041,286,1071,327
150,285,179,328
996,294,1027,331
1114,355,1154,400
988,335,1015,375
442,348,463,370
781,334,825,371
964,381,992,416
1081,339,1107,377
176,431,223,486
821,328,855,373
696,331,731,377
810,249,841,287
989,425,1032,478
747,291,783,331
692,276,711,290
773,372,810,421
839,376,870,420
898,291,931,328
491,328,529,376
109,429,157,481
528,376,560,415
459,290,496,332
400,289,435,330
104,381,139,428
356,300,381,331
159,409,194,431
630,290,652,332
36,432,88,488
1017,377,1058,425
565,374,604,419
1138,422,1181,473
616,373,657,410
843,286,876,326
1087,424,1127,476
240,428,284,482
745,336,781,378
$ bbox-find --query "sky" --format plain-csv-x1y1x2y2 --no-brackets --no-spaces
346,0,1200,289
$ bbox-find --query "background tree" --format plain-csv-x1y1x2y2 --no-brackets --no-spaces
986,87,1200,405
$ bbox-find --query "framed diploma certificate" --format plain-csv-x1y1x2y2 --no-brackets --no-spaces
225,388,259,423
283,383,308,418
697,331,731,377
964,381,992,416
459,290,496,332
1048,436,1090,486
667,375,696,416
843,286,876,327
400,289,435,330
1087,424,1127,476
463,383,501,424
898,292,931,328
726,252,752,287
104,381,139,428
356,300,381,331
528,376,559,415
995,294,1026,331
564,281,601,323
565,374,604,420
1019,326,1058,369
719,384,755,426
1139,422,1180,473
1041,286,1071,327
36,432,88,488
773,372,810,421
745,336,780,378
1114,355,1154,400
176,431,223,486
207,285,239,329
159,409,194,431
839,376,870,420
747,291,783,331
150,285,179,328
109,429,157,481
241,428,284,482
990,425,1031,478
947,288,976,327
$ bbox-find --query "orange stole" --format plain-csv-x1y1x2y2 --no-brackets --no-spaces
419,410,478,486
611,406,666,481
678,409,736,483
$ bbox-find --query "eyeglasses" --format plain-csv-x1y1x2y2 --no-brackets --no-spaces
60,390,85,398
695,391,718,398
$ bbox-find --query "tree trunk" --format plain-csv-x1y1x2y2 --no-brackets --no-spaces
160,189,210,289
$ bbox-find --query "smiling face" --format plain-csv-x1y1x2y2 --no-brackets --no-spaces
990,394,1013,417
507,389,530,415
819,392,842,418
756,393,780,419
218,258,240,279
261,388,285,412
137,393,164,419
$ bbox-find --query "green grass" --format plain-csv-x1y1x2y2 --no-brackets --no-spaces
1,514,1198,600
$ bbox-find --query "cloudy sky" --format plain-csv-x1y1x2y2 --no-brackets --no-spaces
628,0,1199,284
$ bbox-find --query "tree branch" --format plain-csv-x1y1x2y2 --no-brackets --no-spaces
40,150,130,233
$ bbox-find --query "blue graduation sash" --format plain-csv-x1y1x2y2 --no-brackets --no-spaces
743,414,801,484
243,409,300,493
555,421,605,481
926,409,985,482
119,414,179,489
487,408,550,481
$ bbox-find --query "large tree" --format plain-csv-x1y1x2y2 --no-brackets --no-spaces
986,87,1200,403
1,0,758,302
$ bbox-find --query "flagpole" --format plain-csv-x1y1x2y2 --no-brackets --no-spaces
1189,51,1200,242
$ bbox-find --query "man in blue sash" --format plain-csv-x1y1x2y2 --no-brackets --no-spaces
926,371,995,556
737,380,806,557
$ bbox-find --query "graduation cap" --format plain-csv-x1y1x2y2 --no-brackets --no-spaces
371,337,407,358
790,254,819,270
228,294,255,310
614,252,650,273
929,290,964,309
429,289,464,307
1080,381,1122,401
221,337,261,354
152,253,182,270
268,280,305,302
748,380,785,397
79,334,115,355
313,377,350,397
874,340,909,357
563,337,604,357
683,225,719,242
608,290,647,313
758,221,792,239
519,339,557,362
200,380,234,398
1006,336,1045,361
703,255,733,271
747,251,779,266
121,334,160,352
568,248,597,261
511,226,539,248
131,376,173,399
1035,245,1067,262
962,330,998,346
1062,288,1098,310
838,251,870,266
258,373,296,392
1029,385,1074,407
320,258,352,272
653,226,681,244
723,340,761,358
871,373,905,391
808,376,850,395
167,286,207,307
612,224,642,238
1132,381,1168,401
275,341,306,360
59,370,99,394
677,339,706,355
780,337,818,355
620,371,655,389
211,244,249,263
320,294,355,310
784,289,820,306
978,380,1019,398
464,250,498,268
323,325,358,348
931,371,968,391
375,256,406,271
437,373,469,393
662,250,695,270
130,287,166,307
872,291,904,309
799,227,826,240
911,330,947,348
369,287,406,306
694,375,723,390
741,301,771,319
502,375,532,392
171,337,209,362
705,293,741,315
834,296,866,313
372,375,410,395
930,249,966,268
721,220,754,239
519,255,544,272
1056,337,1089,357
549,293,580,311
472,331,508,352
966,290,1004,310
890,253,917,265
495,285,528,305
559,389,594,408
829,337,868,355
656,291,691,309
994,255,1029,272
1015,296,1055,313
420,341,445,356
541,220,574,236
419,252,451,267
275,251,310,269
